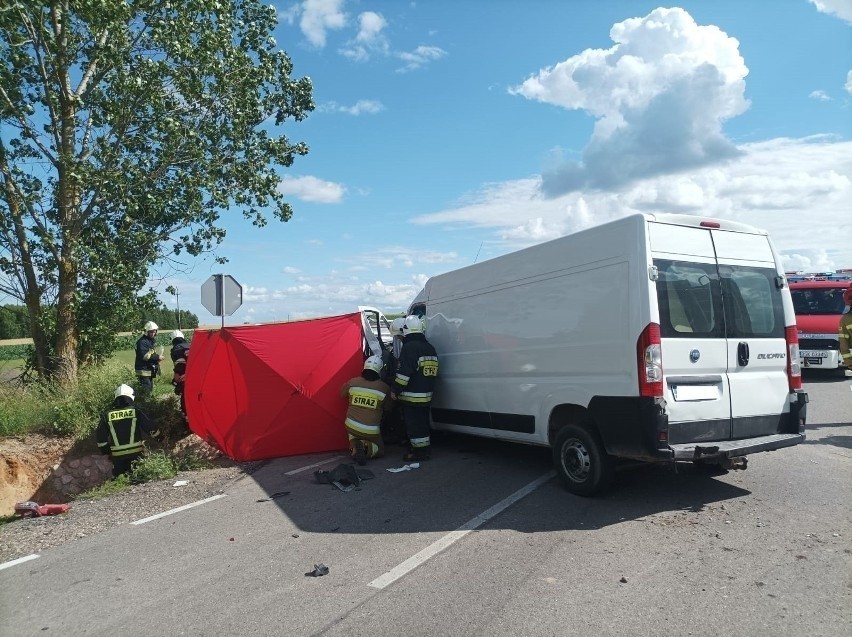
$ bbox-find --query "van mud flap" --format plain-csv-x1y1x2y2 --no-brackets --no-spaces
669,433,805,461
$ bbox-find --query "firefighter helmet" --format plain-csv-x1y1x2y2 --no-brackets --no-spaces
364,355,384,374
171,330,184,341
844,285,852,306
402,315,425,336
114,383,135,400
143,321,159,332
390,317,406,336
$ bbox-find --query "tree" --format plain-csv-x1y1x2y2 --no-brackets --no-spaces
0,0,313,383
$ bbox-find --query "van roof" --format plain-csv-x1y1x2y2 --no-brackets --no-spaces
646,212,765,235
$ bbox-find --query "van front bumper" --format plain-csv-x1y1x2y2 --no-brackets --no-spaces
669,433,805,461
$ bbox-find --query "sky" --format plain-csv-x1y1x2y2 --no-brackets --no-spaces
155,0,852,326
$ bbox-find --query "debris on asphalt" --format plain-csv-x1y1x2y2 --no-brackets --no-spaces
173,480,189,487
619,576,628,584
256,491,291,502
386,463,420,473
305,563,329,577
314,465,374,492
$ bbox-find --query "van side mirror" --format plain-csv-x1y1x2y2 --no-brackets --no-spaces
775,275,786,289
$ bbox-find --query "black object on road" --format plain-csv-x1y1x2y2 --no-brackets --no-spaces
305,563,329,577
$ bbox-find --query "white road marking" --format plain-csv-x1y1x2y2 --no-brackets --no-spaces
285,455,346,475
130,494,227,525
0,553,39,571
368,470,555,590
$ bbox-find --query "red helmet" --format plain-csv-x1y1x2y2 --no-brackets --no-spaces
844,285,852,306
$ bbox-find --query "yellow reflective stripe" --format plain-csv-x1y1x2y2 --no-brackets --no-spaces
418,356,438,363
144,350,156,361
112,446,143,457
136,370,152,377
400,394,432,404
107,420,119,448
410,436,430,447
345,418,381,435
97,441,109,448
395,373,410,386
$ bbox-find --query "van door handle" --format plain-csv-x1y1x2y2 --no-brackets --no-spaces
737,341,749,367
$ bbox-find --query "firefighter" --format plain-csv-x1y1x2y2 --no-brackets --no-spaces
341,355,393,465
135,321,164,395
170,330,190,418
96,384,161,478
391,315,439,461
839,285,852,369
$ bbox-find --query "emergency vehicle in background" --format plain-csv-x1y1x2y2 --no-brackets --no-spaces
787,271,852,375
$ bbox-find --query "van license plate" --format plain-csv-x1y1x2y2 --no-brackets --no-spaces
799,350,827,358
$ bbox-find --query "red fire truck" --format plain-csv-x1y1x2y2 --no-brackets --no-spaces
788,272,851,373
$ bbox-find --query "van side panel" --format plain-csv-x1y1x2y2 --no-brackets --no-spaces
426,215,647,445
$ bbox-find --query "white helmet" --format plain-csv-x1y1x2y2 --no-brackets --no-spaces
114,383,135,400
143,321,159,332
402,315,425,336
390,317,406,336
171,330,184,340
363,355,384,374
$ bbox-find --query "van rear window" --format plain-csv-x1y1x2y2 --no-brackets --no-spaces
654,261,785,339
654,260,721,338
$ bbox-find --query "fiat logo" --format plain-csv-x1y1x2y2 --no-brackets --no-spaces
689,349,700,363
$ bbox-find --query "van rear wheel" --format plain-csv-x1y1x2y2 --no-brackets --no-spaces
553,422,614,496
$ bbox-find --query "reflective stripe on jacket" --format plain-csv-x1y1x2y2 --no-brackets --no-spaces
393,334,438,404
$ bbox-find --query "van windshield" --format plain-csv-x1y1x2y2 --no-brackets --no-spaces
654,260,785,339
791,288,846,315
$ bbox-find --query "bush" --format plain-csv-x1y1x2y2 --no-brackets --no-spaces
77,474,131,500
130,451,178,482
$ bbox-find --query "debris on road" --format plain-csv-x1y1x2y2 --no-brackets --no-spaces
619,576,628,584
13,501,70,518
256,491,291,502
314,465,374,492
386,463,420,473
173,480,189,487
305,563,329,577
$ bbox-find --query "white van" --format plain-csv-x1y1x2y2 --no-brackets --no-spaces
406,213,808,495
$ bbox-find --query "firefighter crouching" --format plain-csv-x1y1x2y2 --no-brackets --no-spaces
170,329,190,418
341,355,393,465
97,384,161,478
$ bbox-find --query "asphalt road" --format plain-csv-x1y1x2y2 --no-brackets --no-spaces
1,372,850,637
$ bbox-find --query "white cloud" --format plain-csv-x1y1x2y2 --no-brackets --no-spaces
282,266,301,274
510,7,749,195
342,246,459,270
413,137,852,267
846,70,852,94
299,0,347,47
277,175,346,203
809,0,852,23
340,11,389,61
809,90,831,101
396,45,447,73
318,99,385,115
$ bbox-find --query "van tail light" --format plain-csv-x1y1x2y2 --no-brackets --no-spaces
637,323,664,398
785,326,802,391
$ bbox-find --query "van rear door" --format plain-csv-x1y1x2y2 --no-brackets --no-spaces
649,223,731,443
711,231,789,439
650,222,790,444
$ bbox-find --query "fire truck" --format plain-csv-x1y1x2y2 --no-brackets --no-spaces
787,271,852,373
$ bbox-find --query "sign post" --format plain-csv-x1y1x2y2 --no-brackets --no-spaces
201,274,243,328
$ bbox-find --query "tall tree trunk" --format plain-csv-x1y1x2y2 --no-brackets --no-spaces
0,145,50,376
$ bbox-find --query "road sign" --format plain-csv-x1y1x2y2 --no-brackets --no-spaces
201,274,243,318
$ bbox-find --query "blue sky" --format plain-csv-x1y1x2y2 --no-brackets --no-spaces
157,0,852,325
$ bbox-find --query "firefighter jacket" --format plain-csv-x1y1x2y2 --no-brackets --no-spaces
840,311,852,367
96,400,160,458
392,333,439,405
340,376,391,438
135,334,161,378
170,339,190,383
